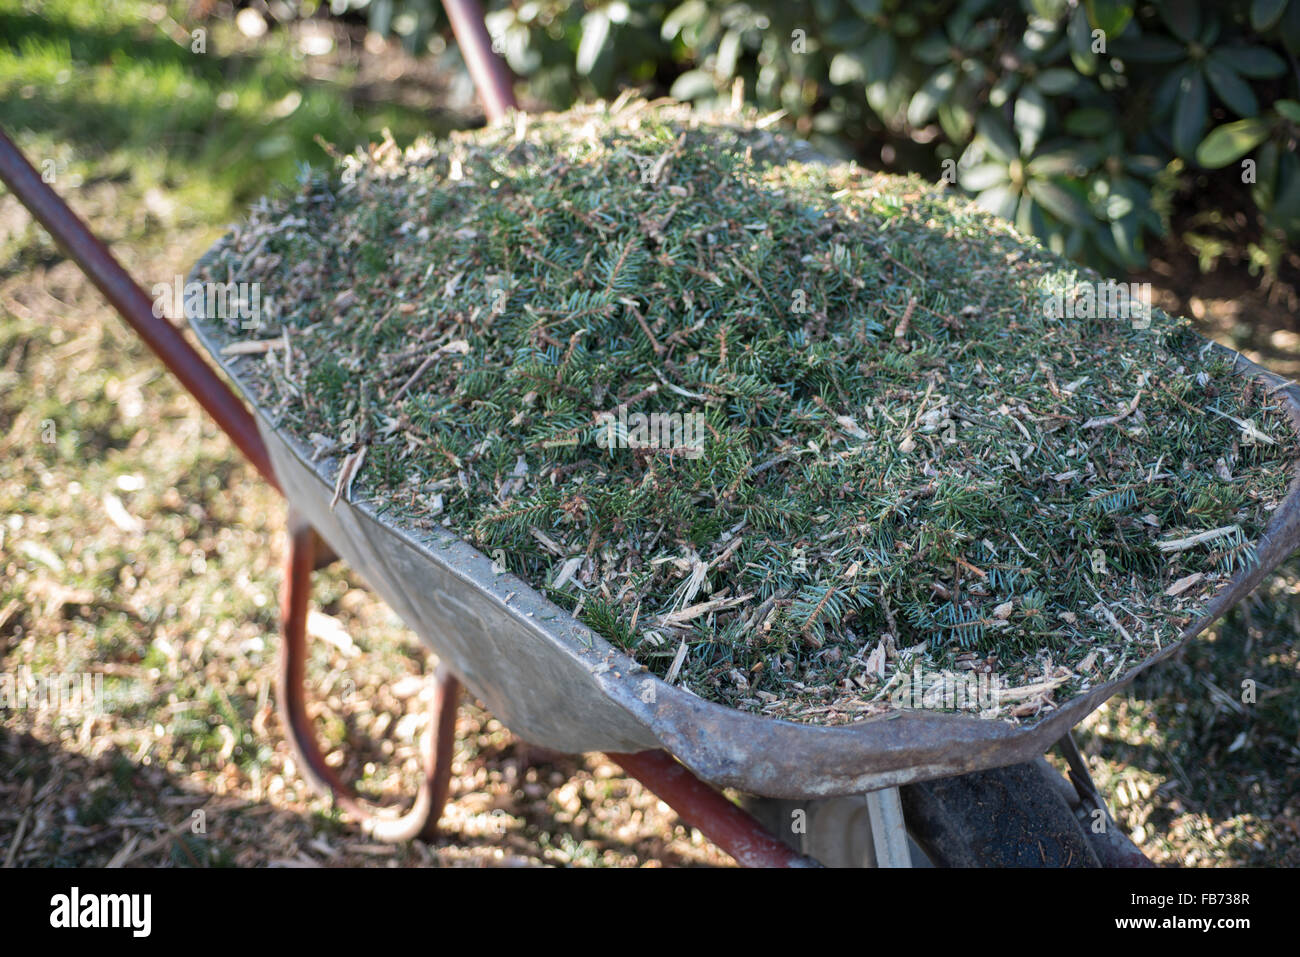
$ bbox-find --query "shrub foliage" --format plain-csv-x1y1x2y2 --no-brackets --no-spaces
357,0,1300,276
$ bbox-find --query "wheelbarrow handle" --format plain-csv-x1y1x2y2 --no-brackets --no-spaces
0,126,281,492
443,0,517,122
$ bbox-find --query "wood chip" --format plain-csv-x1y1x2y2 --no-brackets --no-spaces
1165,572,1205,597
665,639,688,684
307,610,360,658
551,555,584,591
330,446,367,509
1082,390,1142,429
220,338,281,356
659,592,753,625
1157,524,1241,553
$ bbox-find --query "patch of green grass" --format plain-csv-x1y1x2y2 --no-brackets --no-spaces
0,0,448,252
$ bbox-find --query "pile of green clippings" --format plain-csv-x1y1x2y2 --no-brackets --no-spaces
196,98,1298,724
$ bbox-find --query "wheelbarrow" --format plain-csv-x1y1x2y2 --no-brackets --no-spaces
4,0,1299,867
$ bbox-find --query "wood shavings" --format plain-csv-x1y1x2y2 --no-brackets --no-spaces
1165,572,1206,597
220,338,281,356
1082,390,1143,429
1157,524,1242,553
330,446,367,510
659,592,753,626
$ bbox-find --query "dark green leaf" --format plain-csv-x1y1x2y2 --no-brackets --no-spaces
1172,69,1208,158
1111,34,1186,62
1016,192,1037,234
938,99,975,142
1160,0,1201,43
1254,140,1281,207
848,0,885,17
825,18,870,47
1065,107,1113,137
975,111,1022,162
1034,68,1079,95
1153,63,1191,116
1270,152,1300,227
1123,154,1166,177
1251,0,1289,31
1068,5,1099,74
1210,45,1287,78
1029,0,1071,20
962,20,999,52
1258,147,1300,228
1276,99,1300,122
1284,0,1300,55
988,72,1021,108
1109,214,1146,267
1204,57,1259,117
368,0,394,36
915,33,953,65
945,7,974,46
862,31,897,84
1027,178,1092,226
1109,175,1151,216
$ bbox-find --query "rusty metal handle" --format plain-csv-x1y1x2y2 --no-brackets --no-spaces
607,751,821,867
442,0,517,122
279,510,459,843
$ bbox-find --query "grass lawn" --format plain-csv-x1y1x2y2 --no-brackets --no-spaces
1,0,1297,866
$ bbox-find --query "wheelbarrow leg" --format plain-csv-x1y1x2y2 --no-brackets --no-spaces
865,787,912,867
278,509,459,843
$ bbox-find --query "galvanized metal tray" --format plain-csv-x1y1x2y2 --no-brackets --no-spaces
187,253,1300,799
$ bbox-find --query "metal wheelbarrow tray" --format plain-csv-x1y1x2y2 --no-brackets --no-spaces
185,258,1300,801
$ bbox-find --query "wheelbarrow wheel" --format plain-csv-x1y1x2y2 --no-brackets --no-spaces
898,759,1101,867
744,758,1126,867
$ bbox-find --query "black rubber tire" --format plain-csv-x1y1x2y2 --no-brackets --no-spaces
743,759,1103,867
899,759,1101,867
